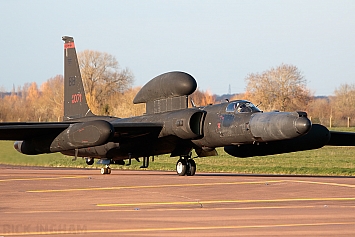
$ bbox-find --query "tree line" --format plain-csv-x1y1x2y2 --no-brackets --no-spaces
0,51,354,127
0,50,214,122
234,64,355,127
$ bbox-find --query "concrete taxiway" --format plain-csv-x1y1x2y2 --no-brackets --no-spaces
1,165,355,236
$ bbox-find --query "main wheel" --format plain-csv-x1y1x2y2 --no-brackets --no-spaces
186,159,196,176
176,159,187,176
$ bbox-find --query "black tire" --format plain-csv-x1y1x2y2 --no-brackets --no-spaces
176,159,187,176
186,159,196,176
86,158,94,165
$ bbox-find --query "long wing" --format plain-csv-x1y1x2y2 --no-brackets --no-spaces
0,122,70,140
328,131,355,146
0,121,163,141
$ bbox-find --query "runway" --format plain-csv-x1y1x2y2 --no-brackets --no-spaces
1,165,355,236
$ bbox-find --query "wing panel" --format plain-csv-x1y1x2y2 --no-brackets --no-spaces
0,123,70,140
0,121,163,142
328,131,355,146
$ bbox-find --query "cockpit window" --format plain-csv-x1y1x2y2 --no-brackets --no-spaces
225,101,261,113
226,102,238,112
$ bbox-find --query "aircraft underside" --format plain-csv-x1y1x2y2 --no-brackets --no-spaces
83,154,197,176
61,136,197,175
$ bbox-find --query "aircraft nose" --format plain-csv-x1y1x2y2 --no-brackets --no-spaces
295,116,312,135
249,111,312,142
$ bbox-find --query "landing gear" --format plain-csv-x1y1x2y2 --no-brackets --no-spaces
176,159,187,176
85,158,94,165
176,155,196,176
100,165,111,175
140,156,149,168
186,159,196,176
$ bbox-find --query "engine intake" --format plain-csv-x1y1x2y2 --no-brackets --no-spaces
159,109,205,139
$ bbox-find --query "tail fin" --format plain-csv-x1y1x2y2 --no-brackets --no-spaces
62,36,94,120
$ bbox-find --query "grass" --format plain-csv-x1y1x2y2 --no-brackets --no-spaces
0,127,355,176
329,127,355,132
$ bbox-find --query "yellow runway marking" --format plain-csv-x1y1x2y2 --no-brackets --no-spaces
98,197,355,207
289,180,355,188
3,205,328,214
6,205,355,214
26,180,283,193
1,222,355,235
0,176,88,182
26,179,355,193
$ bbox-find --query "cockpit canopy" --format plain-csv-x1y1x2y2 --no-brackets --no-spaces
226,100,261,113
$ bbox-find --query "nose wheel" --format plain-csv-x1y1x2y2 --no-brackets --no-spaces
176,156,196,176
100,165,111,175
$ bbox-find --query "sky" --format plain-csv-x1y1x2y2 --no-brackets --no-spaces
1,0,354,96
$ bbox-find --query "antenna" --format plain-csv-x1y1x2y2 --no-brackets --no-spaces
190,98,196,107
228,84,231,95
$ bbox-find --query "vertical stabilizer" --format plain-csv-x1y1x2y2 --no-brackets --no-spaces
62,36,94,120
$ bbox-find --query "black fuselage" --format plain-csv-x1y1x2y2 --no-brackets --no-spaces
62,100,311,160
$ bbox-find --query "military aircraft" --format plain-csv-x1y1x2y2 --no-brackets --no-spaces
1,36,354,176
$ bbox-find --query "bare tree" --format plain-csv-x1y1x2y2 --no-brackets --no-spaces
40,75,64,121
26,82,41,121
109,87,145,118
78,50,134,115
244,64,312,111
331,84,355,124
190,89,215,107
306,97,331,125
2,86,24,121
